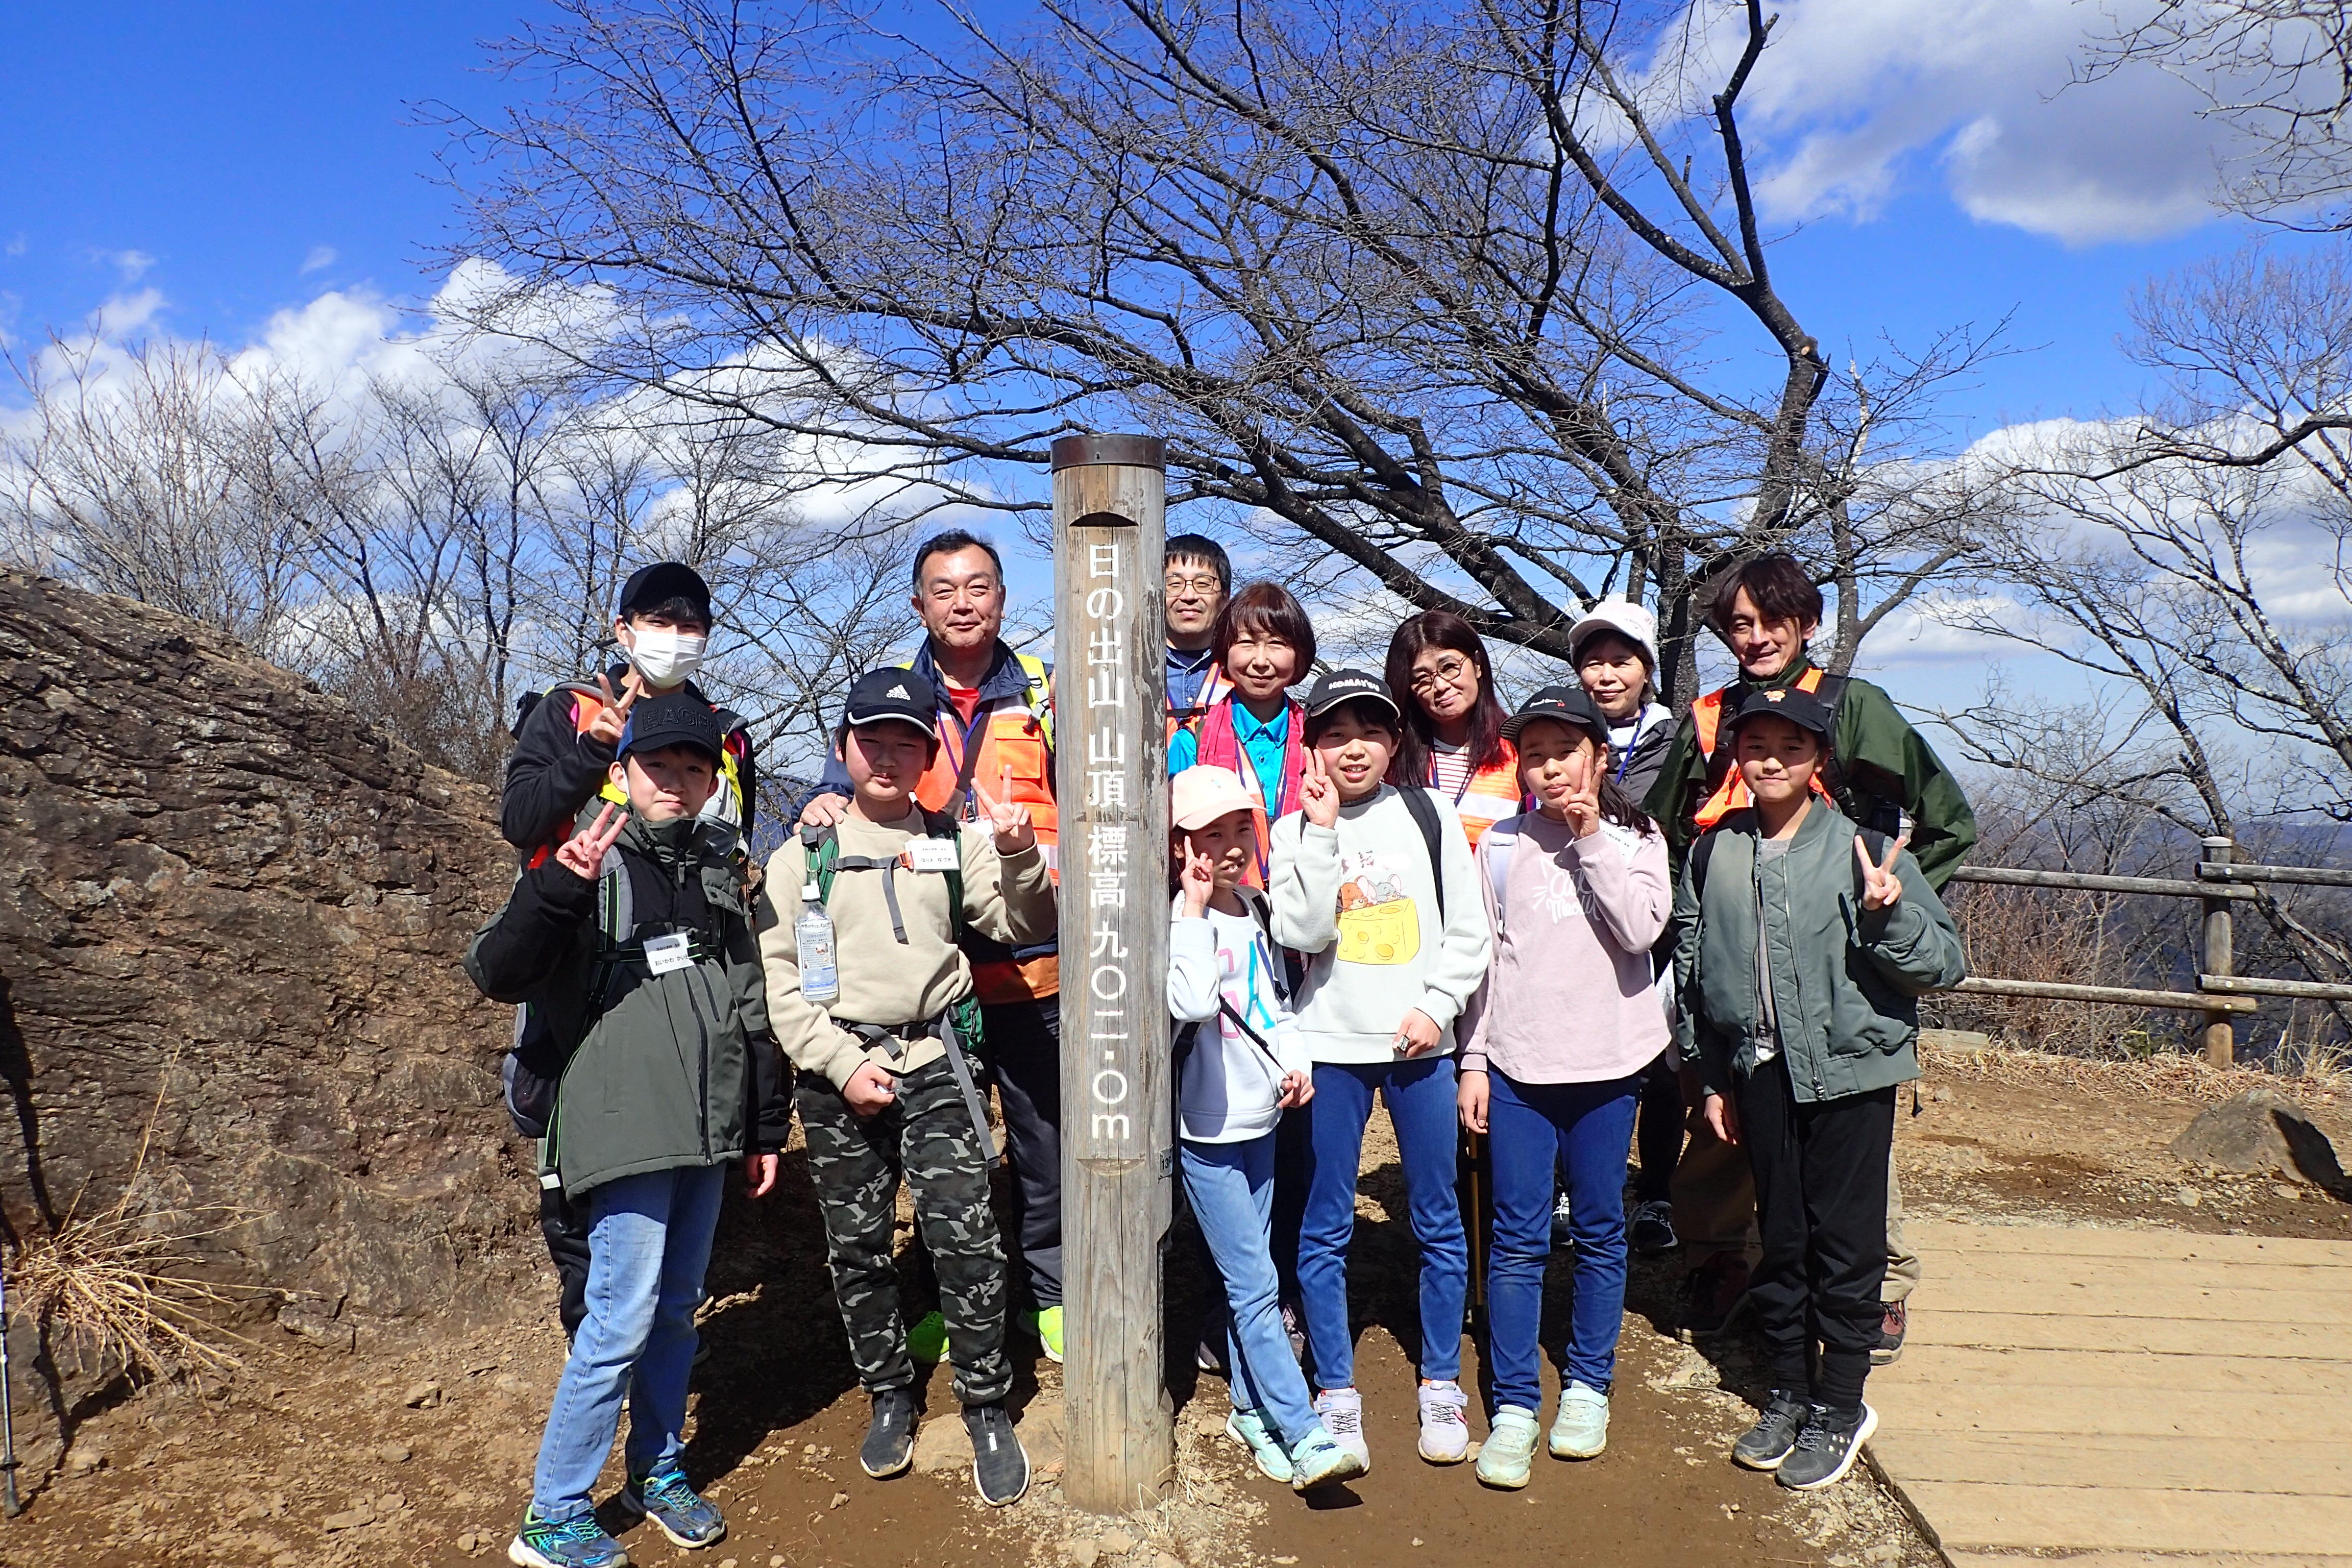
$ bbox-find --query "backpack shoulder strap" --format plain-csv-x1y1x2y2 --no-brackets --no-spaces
1231,885,1290,1003
1398,785,1448,923
800,821,842,904
1017,652,1055,751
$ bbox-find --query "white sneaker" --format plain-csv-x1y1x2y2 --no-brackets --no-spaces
1314,1386,1370,1475
1416,1380,1471,1464
1550,1380,1609,1459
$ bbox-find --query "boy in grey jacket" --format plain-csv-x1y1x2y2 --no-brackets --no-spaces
1672,687,1965,1494
467,694,788,1568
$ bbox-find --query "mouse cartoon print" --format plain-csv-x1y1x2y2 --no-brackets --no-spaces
1334,849,1419,966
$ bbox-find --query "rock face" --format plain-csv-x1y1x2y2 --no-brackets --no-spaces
2170,1088,2348,1192
0,571,533,1325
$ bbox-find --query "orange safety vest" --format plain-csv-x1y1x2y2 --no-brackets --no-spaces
1431,740,1523,850
1690,666,1833,829
523,682,753,868
1166,659,1235,747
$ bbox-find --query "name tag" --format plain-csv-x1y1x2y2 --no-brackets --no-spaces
907,837,961,873
643,932,695,975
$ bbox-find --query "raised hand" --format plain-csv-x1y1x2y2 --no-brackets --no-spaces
1856,828,1910,912
1562,765,1603,839
974,782,1035,854
582,671,642,748
1299,748,1340,828
1180,835,1215,917
554,802,628,880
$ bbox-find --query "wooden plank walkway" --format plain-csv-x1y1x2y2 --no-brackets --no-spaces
1868,1219,2352,1567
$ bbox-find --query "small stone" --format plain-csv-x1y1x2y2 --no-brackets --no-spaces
1100,1528,1138,1555
1412,1539,1425,1547
1154,1554,1182,1568
1273,1558,1298,1566
718,1559,738,1568
1866,1546,1903,1564
770,1557,789,1568
829,1491,848,1509
2175,1185,2201,1207
401,1381,442,1409
322,1507,374,1532
1062,1541,1101,1568
914,1414,974,1473
2276,1183,2304,1200
1190,1410,1226,1438
65,1446,108,1474
376,1443,412,1464
377,1492,406,1514
803,1443,819,1455
456,1533,479,1553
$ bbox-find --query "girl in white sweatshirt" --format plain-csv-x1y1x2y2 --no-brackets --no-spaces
1266,671,1493,1475
1169,766,1364,1494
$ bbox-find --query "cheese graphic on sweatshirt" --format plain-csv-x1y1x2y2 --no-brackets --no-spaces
1333,851,1420,966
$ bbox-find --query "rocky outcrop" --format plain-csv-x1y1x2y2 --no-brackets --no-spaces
0,571,533,1327
2171,1087,2349,1194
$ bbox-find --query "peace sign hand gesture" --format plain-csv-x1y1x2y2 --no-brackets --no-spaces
975,783,1035,855
1562,767,1604,840
1179,836,1216,917
555,802,629,880
1299,748,1340,829
1855,829,1910,912
582,671,642,748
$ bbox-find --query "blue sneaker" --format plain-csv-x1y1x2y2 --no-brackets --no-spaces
1224,1407,1293,1483
620,1463,726,1548
507,1507,630,1568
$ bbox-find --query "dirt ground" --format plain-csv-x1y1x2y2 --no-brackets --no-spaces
6,1047,2345,1568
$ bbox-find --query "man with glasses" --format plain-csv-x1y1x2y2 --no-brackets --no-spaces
1164,533,1234,740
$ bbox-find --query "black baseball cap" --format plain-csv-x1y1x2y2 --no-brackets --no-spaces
842,668,941,739
617,561,713,624
1726,685,1834,739
1303,669,1401,724
1501,685,1609,745
618,691,725,764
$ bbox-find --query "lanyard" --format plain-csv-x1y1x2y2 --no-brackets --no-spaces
1431,748,1476,806
938,696,993,817
1613,711,1652,785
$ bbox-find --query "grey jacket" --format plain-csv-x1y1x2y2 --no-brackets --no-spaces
465,814,785,1195
1672,804,1966,1105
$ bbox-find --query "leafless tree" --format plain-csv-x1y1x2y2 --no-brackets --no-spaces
2082,0,2352,227
439,0,1996,702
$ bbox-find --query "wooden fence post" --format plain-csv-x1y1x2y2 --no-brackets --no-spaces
2200,835,2237,1068
1050,434,1174,1515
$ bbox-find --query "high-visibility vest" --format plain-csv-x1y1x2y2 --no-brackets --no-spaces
1166,659,1235,746
1689,666,1840,829
522,681,753,868
1430,740,1523,850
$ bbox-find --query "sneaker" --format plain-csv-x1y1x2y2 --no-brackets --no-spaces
1288,1424,1366,1492
1475,1406,1540,1490
965,1401,1031,1506
1224,1407,1293,1484
1676,1253,1751,1341
1628,1198,1678,1256
508,1507,629,1568
1548,1380,1608,1459
1279,1300,1307,1363
1313,1387,1370,1475
619,1463,725,1548
1778,1403,1877,1491
860,1387,919,1479
1416,1380,1471,1464
1731,1390,1811,1472
1019,1305,1065,1364
906,1310,948,1363
1873,1300,1908,1365
1550,1190,1576,1244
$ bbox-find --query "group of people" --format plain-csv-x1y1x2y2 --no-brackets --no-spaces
462,532,1976,1568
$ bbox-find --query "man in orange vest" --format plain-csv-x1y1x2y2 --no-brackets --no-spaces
1164,532,1234,738
1644,554,1975,1364
798,531,1068,1361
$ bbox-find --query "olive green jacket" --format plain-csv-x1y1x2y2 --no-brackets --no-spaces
1671,804,1967,1104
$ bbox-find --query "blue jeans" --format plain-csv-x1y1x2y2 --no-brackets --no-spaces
1486,1071,1640,1410
1182,1134,1320,1447
1297,1056,1468,1389
531,1163,727,1519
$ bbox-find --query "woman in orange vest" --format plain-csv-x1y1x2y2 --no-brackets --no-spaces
1168,581,1316,887
1384,611,1522,848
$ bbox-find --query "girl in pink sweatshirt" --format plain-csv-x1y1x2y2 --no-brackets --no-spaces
1457,686,1670,1489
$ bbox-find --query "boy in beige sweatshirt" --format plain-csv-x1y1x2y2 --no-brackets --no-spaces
757,668,1054,1506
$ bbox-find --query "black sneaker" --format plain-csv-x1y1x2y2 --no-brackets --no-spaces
1730,1390,1810,1471
1778,1402,1877,1491
860,1387,918,1478
1873,1300,1907,1365
965,1401,1030,1506
1628,1198,1678,1256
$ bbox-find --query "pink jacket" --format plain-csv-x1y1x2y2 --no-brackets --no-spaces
1462,810,1672,1083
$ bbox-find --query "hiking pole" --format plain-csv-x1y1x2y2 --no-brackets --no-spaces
0,1250,20,1516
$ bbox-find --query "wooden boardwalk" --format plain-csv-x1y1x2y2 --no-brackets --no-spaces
1867,1219,2352,1568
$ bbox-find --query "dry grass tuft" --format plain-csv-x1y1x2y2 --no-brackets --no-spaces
1922,1035,2350,1110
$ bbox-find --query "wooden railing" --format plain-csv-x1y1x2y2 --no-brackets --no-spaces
1946,835,2352,1066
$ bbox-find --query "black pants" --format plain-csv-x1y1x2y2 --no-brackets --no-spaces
1633,1049,1685,1203
1733,1057,1894,1412
983,996,1064,1310
541,1184,592,1340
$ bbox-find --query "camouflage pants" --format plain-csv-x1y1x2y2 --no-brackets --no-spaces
795,1057,1012,1405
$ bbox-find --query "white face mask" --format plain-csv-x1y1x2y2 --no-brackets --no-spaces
625,626,707,687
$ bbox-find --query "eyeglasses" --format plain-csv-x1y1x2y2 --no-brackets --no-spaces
1164,574,1223,596
1408,655,1473,691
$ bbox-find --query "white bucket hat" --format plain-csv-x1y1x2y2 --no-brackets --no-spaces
1566,597,1660,672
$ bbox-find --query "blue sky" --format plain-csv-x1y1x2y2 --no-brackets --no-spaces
0,1,2289,719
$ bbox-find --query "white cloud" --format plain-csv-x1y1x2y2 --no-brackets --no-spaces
1661,0,2240,243
102,248,158,282
300,245,337,275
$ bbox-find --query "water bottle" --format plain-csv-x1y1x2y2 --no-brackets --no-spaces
797,881,840,1003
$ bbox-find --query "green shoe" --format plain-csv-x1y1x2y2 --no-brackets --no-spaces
907,1310,948,1363
1476,1406,1540,1490
1019,1305,1065,1364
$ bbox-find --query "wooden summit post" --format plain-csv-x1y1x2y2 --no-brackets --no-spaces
1051,434,1174,1514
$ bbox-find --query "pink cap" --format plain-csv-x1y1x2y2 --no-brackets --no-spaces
1171,765,1258,831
